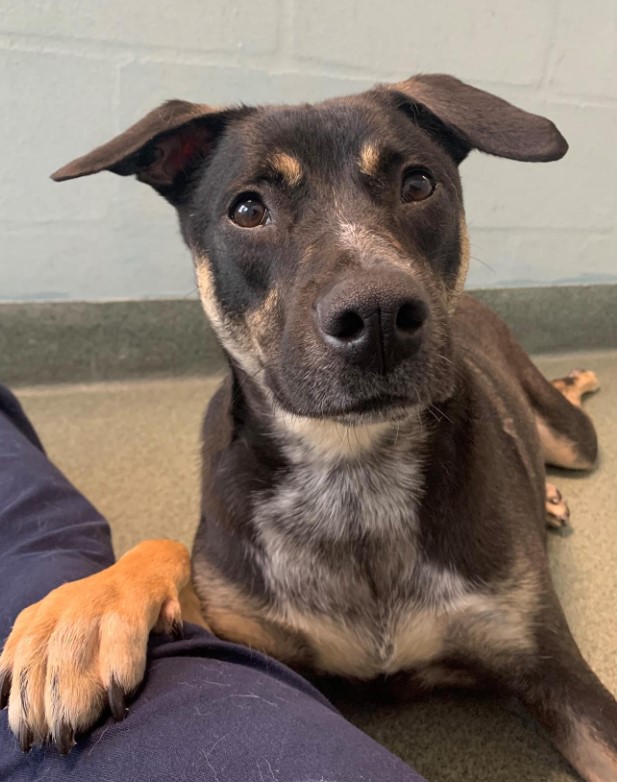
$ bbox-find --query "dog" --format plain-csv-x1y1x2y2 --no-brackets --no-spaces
1,73,615,780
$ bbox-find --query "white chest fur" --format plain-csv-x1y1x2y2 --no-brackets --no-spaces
252,417,537,678
253,418,438,676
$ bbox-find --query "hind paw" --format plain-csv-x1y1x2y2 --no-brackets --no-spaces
545,483,571,531
552,369,600,407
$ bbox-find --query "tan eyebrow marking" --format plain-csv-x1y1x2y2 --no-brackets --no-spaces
358,143,381,176
267,152,303,186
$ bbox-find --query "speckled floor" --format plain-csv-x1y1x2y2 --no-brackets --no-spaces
15,350,617,782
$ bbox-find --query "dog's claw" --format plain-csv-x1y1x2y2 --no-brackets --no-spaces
171,618,184,640
56,722,75,756
19,724,34,753
108,679,128,722
0,670,10,709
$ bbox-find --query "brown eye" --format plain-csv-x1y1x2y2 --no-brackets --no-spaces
401,169,435,202
230,195,269,228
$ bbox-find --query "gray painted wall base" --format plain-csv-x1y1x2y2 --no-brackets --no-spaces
1,285,615,387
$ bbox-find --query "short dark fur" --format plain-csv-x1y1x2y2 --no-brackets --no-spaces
50,74,616,780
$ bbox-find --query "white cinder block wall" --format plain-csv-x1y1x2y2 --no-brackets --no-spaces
1,0,616,301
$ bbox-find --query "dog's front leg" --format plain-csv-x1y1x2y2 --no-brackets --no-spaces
502,599,617,782
0,539,202,754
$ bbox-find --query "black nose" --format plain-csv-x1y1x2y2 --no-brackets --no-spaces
315,270,428,374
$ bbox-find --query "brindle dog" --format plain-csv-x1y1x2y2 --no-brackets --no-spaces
1,74,615,780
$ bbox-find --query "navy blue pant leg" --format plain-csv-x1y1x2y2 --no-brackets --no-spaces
0,385,425,782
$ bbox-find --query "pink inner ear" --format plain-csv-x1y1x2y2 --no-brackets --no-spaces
167,136,199,172
182,138,198,158
143,127,210,186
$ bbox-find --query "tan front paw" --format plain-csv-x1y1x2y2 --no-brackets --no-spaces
0,539,190,754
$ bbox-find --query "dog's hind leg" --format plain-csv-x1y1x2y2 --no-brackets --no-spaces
534,369,599,471
464,297,600,471
518,361,599,471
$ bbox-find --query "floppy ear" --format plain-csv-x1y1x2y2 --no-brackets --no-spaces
387,74,568,164
51,100,250,203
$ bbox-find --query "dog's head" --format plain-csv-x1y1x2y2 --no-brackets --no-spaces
53,75,567,424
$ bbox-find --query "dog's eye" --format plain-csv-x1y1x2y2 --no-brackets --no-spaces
229,195,269,228
401,169,435,202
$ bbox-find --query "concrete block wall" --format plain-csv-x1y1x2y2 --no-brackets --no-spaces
1,0,616,301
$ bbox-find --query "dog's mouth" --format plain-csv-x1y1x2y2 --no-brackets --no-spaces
272,387,416,425
325,394,413,418
244,335,447,427
262,358,425,424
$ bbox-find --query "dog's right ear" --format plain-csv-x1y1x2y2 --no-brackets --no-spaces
51,100,250,204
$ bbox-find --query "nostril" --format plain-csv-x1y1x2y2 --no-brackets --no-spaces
396,302,426,333
330,310,365,340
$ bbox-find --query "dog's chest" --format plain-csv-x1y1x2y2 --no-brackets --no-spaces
252,436,468,677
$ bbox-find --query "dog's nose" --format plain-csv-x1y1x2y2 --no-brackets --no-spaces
315,270,428,374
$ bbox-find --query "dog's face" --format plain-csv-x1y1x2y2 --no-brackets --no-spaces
53,75,567,423
190,92,467,421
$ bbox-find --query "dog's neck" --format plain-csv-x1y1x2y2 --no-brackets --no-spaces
273,410,398,461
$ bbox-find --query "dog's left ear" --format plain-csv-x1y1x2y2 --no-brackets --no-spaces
51,100,251,203
387,74,568,164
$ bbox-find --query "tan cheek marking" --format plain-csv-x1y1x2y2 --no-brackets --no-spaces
194,254,263,374
450,215,470,307
245,287,280,361
358,142,380,177
268,152,303,187
194,257,224,332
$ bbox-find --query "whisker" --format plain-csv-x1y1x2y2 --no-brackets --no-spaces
182,286,199,300
425,405,440,424
469,254,495,273
430,404,454,425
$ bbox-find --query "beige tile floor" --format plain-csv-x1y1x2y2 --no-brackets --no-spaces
15,350,617,782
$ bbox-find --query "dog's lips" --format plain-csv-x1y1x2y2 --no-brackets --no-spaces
321,395,418,427
274,390,415,422
328,394,412,416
